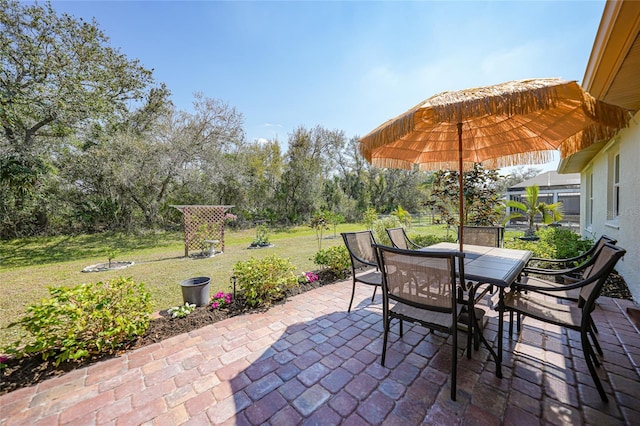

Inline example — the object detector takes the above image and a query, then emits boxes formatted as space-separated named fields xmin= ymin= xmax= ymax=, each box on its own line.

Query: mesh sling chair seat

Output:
xmin=375 ymin=245 xmax=480 ymax=401
xmin=341 ymin=231 xmax=382 ymax=312
xmin=386 ymin=227 xmax=423 ymax=250
xmin=500 ymin=242 xmax=626 ymax=402
xmin=460 ymin=226 xmax=505 ymax=248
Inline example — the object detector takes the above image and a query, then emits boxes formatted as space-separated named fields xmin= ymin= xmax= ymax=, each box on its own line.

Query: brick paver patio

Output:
xmin=2 ymin=278 xmax=640 ymax=425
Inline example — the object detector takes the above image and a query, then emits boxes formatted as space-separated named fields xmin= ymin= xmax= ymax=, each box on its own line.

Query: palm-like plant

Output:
xmin=504 ymin=185 xmax=564 ymax=237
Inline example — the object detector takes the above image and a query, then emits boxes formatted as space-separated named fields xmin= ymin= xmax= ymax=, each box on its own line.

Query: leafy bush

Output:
xmin=537 ymin=227 xmax=592 ymax=259
xmin=6 ymin=277 xmax=152 ymax=365
xmin=233 ymin=255 xmax=298 ymax=307
xmin=505 ymin=226 xmax=593 ymax=262
xmin=411 ymin=233 xmax=456 ymax=247
xmin=372 ymin=216 xmax=402 ymax=245
xmin=314 ymin=245 xmax=350 ymax=278
xmin=504 ymin=238 xmax=555 ymax=259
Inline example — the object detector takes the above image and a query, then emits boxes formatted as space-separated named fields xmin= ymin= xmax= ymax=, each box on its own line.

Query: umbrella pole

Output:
xmin=458 ymin=122 xmax=464 ymax=253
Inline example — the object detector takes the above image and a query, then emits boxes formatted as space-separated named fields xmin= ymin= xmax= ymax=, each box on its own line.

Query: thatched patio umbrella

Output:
xmin=359 ymin=78 xmax=628 ymax=251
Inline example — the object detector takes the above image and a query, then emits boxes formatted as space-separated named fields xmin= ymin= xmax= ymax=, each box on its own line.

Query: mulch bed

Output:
xmin=0 ymin=269 xmax=632 ymax=396
xmin=0 ymin=270 xmax=340 ymax=395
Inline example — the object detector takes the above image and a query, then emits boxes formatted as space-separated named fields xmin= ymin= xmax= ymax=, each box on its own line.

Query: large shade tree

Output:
xmin=0 ymin=0 xmax=156 ymax=236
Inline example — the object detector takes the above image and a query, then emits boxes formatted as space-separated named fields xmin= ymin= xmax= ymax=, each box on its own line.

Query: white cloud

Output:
xmin=480 ymin=41 xmax=549 ymax=81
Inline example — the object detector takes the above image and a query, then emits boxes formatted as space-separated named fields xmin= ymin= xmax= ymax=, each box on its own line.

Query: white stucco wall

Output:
xmin=581 ymin=110 xmax=640 ymax=303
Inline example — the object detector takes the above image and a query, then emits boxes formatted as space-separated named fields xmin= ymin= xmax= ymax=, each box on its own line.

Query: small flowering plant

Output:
xmin=298 ymin=271 xmax=319 ymax=284
xmin=168 ymin=302 xmax=196 ymax=318
xmin=211 ymin=292 xmax=233 ymax=309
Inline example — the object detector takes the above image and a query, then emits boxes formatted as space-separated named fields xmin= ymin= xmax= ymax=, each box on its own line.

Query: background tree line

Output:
xmin=0 ymin=1 xmax=539 ymax=239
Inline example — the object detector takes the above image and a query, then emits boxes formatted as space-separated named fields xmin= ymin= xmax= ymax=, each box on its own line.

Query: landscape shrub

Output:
xmin=233 ymin=255 xmax=298 ymax=307
xmin=537 ymin=227 xmax=592 ymax=259
xmin=314 ymin=245 xmax=350 ymax=278
xmin=6 ymin=277 xmax=152 ymax=365
xmin=371 ymin=216 xmax=402 ymax=245
xmin=504 ymin=226 xmax=593 ymax=263
xmin=411 ymin=233 xmax=456 ymax=247
xmin=504 ymin=237 xmax=555 ymax=259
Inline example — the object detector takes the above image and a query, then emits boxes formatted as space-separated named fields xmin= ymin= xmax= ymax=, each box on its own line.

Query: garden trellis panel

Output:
xmin=172 ymin=205 xmax=234 ymax=257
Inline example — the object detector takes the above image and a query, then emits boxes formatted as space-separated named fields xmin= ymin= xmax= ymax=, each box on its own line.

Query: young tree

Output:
xmin=504 ymin=184 xmax=564 ymax=237
xmin=430 ymin=164 xmax=503 ymax=227
xmin=277 ymin=126 xmax=342 ymax=223
xmin=240 ymin=140 xmax=283 ymax=220
xmin=391 ymin=205 xmax=412 ymax=228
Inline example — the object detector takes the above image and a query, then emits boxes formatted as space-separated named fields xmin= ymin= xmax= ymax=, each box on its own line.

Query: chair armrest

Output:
xmin=348 ymin=252 xmax=378 ymax=270
xmin=511 ymin=274 xmax=598 ymax=293
xmin=523 ymin=266 xmax=572 ymax=276
xmin=524 ymin=259 xmax=589 ymax=277
xmin=527 ymin=251 xmax=589 ymax=266
xmin=408 ymin=240 xmax=423 ymax=250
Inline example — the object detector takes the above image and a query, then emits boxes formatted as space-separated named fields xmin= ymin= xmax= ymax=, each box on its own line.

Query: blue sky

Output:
xmin=51 ymin=1 xmax=605 ymax=169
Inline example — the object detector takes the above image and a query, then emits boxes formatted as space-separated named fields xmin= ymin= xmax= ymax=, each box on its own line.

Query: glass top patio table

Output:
xmin=421 ymin=242 xmax=532 ymax=378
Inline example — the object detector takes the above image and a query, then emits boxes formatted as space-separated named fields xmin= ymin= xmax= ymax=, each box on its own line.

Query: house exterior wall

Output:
xmin=581 ymin=110 xmax=640 ymax=302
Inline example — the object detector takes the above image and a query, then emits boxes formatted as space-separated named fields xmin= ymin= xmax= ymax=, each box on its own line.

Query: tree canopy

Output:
xmin=0 ymin=1 xmax=532 ymax=238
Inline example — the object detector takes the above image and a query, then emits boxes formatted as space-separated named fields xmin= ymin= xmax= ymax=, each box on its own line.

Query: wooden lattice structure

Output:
xmin=172 ymin=205 xmax=234 ymax=257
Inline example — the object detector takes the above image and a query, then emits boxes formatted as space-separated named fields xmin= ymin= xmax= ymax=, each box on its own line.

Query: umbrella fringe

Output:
xmin=560 ymin=125 xmax=623 ymax=158
xmin=483 ymin=151 xmax=556 ymax=169
xmin=371 ymin=151 xmax=556 ymax=172
xmin=581 ymin=91 xmax=630 ymax=129
xmin=359 ymin=111 xmax=416 ymax=160
xmin=370 ymin=157 xmax=416 ymax=171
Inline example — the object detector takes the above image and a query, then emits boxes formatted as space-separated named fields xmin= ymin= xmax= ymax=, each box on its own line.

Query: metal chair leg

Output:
xmin=582 ymin=329 xmax=608 ymax=402
xmin=348 ymin=280 xmax=357 ymax=312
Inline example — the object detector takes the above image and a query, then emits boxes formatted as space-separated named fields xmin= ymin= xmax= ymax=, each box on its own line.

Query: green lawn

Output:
xmin=0 ymin=223 xmax=523 ymax=349
xmin=0 ymin=224 xmax=367 ymax=348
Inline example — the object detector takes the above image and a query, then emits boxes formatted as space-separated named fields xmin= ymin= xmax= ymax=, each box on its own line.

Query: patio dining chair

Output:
xmin=386 ymin=227 xmax=423 ymax=250
xmin=521 ymin=235 xmax=617 ymax=303
xmin=524 ymin=234 xmax=617 ymax=275
xmin=341 ymin=231 xmax=382 ymax=312
xmin=500 ymin=242 xmax=626 ymax=402
xmin=459 ymin=225 xmax=505 ymax=248
xmin=374 ymin=244 xmax=475 ymax=401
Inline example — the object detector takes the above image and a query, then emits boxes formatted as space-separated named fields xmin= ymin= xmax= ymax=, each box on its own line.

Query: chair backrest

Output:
xmin=386 ymin=227 xmax=410 ymax=250
xmin=341 ymin=231 xmax=378 ymax=270
xmin=576 ymin=235 xmax=618 ymax=278
xmin=578 ymin=243 xmax=626 ymax=308
xmin=460 ymin=226 xmax=504 ymax=248
xmin=590 ymin=235 xmax=617 ymax=257
xmin=375 ymin=245 xmax=462 ymax=312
